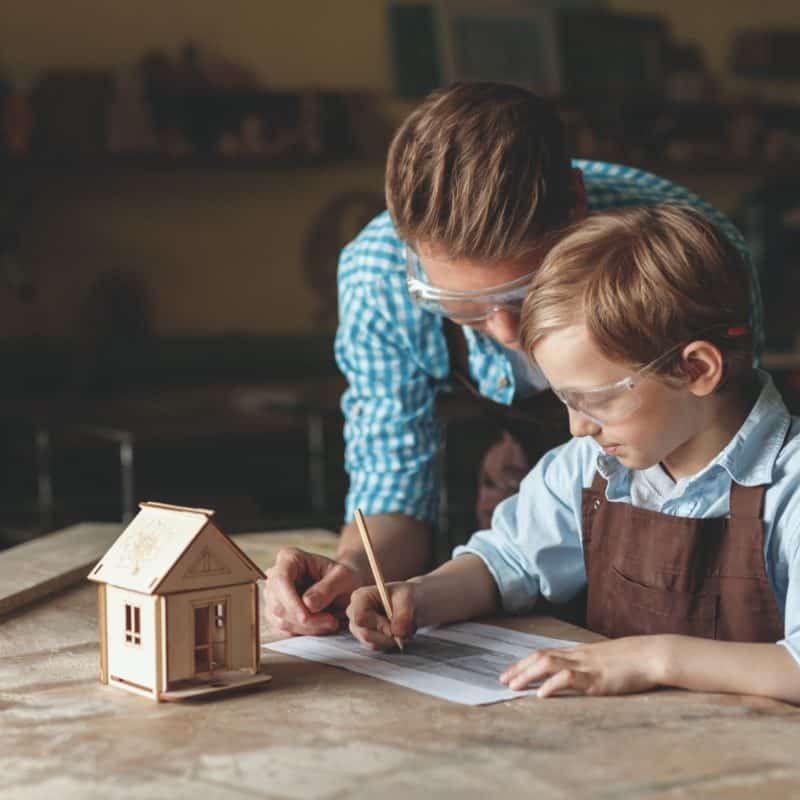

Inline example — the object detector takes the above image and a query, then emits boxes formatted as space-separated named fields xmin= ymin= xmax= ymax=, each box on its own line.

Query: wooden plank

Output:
xmin=0 ymin=522 xmax=123 ymax=617
xmin=230 ymin=528 xmax=339 ymax=572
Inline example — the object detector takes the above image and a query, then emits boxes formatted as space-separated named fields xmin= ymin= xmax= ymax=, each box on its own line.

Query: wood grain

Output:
xmin=2 ymin=525 xmax=799 ymax=798
xmin=0 ymin=522 xmax=123 ymax=617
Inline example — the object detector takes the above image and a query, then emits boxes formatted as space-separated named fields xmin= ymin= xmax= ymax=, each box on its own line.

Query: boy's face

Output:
xmin=532 ymin=324 xmax=704 ymax=472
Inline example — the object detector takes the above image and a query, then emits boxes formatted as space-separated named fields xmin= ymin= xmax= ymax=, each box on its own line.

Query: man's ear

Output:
xmin=682 ymin=341 xmax=724 ymax=396
xmin=571 ymin=167 xmax=588 ymax=220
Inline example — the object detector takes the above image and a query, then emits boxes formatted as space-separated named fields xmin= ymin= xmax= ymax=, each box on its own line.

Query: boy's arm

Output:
xmin=346 ymin=554 xmax=500 ymax=649
xmin=503 ymin=634 xmax=800 ymax=705
xmin=409 ymin=554 xmax=501 ymax=628
xmin=659 ymin=637 xmax=800 ymax=704
xmin=454 ymin=440 xmax=590 ymax=614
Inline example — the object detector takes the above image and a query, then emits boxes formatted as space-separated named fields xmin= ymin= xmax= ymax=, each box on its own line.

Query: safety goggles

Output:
xmin=552 ymin=325 xmax=749 ymax=426
xmin=404 ymin=245 xmax=535 ymax=323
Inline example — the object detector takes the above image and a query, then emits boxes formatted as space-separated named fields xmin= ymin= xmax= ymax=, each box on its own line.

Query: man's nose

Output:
xmin=484 ymin=309 xmax=521 ymax=347
xmin=568 ymin=408 xmax=601 ymax=438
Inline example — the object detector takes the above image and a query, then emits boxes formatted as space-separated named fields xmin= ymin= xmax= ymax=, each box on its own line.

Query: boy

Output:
xmin=265 ymin=82 xmax=763 ymax=640
xmin=346 ymin=206 xmax=800 ymax=704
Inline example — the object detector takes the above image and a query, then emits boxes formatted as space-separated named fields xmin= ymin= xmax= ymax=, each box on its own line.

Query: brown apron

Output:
xmin=580 ymin=470 xmax=785 ymax=641
xmin=442 ymin=320 xmax=570 ymax=530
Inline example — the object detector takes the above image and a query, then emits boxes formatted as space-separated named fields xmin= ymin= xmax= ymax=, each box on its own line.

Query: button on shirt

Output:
xmin=454 ymin=372 xmax=800 ymax=663
xmin=335 ymin=159 xmax=764 ymax=527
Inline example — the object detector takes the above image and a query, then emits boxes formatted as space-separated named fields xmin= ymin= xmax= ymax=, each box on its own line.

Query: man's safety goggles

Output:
xmin=553 ymin=326 xmax=749 ymax=426
xmin=404 ymin=246 xmax=535 ymax=323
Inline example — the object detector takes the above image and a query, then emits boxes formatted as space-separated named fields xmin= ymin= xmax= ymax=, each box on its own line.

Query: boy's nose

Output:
xmin=484 ymin=309 xmax=521 ymax=347
xmin=568 ymin=408 xmax=601 ymax=438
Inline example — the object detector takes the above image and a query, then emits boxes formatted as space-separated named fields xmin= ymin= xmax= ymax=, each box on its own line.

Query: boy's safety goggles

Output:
xmin=553 ymin=325 xmax=749 ymax=426
xmin=404 ymin=245 xmax=535 ymax=323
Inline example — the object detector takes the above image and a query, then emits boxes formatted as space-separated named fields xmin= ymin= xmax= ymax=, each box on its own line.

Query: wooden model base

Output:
xmin=159 ymin=670 xmax=273 ymax=702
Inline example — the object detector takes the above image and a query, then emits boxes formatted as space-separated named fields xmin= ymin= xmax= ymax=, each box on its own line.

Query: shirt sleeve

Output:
xmin=762 ymin=427 xmax=800 ymax=666
xmin=776 ymin=510 xmax=800 ymax=667
xmin=453 ymin=438 xmax=595 ymax=613
xmin=334 ymin=218 xmax=446 ymax=526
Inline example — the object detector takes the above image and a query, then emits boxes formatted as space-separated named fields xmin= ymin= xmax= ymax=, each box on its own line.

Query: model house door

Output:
xmin=193 ymin=601 xmax=228 ymax=675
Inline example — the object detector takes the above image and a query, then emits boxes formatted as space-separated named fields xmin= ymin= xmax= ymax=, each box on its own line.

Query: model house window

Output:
xmin=214 ymin=602 xmax=225 ymax=628
xmin=125 ymin=604 xmax=141 ymax=645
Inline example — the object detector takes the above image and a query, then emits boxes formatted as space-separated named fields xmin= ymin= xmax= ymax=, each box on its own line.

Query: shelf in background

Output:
xmin=2 ymin=154 xmax=796 ymax=182
xmin=1 ymin=154 xmax=386 ymax=173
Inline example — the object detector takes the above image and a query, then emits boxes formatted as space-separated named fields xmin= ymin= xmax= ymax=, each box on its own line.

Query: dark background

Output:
xmin=1 ymin=0 xmax=799 ymax=547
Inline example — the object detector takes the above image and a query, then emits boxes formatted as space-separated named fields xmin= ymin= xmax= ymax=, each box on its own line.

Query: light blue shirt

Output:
xmin=335 ymin=159 xmax=763 ymax=526
xmin=454 ymin=372 xmax=800 ymax=664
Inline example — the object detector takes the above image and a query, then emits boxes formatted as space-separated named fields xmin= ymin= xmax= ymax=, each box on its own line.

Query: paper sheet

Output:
xmin=265 ymin=622 xmax=578 ymax=705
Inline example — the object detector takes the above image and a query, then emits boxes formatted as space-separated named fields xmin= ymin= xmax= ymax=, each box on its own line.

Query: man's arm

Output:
xmin=335 ymin=512 xmax=433 ymax=587
xmin=264 ymin=512 xmax=433 ymax=637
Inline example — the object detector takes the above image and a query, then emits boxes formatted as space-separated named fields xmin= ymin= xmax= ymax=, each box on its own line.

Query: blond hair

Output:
xmin=385 ymin=82 xmax=574 ymax=261
xmin=519 ymin=206 xmax=753 ymax=388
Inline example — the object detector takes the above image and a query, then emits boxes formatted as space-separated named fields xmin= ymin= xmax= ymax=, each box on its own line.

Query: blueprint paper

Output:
xmin=265 ymin=621 xmax=578 ymax=705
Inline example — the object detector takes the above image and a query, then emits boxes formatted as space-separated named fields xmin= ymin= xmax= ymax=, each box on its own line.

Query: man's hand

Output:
xmin=264 ymin=548 xmax=361 ymax=636
xmin=500 ymin=636 xmax=667 ymax=697
xmin=347 ymin=581 xmax=421 ymax=650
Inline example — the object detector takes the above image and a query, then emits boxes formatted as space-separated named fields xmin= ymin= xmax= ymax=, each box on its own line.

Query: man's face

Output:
xmin=411 ymin=169 xmax=588 ymax=348
xmin=415 ymin=244 xmax=542 ymax=348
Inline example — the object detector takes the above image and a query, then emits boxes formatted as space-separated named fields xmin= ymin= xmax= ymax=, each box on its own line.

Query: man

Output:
xmin=264 ymin=82 xmax=762 ymax=637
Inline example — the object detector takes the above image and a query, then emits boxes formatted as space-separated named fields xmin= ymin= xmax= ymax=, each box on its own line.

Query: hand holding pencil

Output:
xmin=352 ymin=508 xmax=407 ymax=652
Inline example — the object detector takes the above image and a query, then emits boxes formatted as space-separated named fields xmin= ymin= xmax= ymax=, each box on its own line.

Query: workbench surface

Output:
xmin=2 ymin=527 xmax=799 ymax=799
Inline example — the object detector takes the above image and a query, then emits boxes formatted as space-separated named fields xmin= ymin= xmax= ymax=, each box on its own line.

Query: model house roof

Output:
xmin=88 ymin=502 xmax=264 ymax=594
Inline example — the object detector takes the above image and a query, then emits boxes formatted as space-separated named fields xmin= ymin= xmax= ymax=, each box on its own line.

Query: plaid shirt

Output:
xmin=335 ymin=159 xmax=763 ymax=526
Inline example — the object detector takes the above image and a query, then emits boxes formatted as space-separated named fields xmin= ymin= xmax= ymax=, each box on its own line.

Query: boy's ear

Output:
xmin=682 ymin=341 xmax=724 ymax=396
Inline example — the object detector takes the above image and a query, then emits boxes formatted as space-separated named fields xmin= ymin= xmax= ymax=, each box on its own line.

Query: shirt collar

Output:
xmin=714 ymin=369 xmax=791 ymax=486
xmin=595 ymin=370 xmax=790 ymax=492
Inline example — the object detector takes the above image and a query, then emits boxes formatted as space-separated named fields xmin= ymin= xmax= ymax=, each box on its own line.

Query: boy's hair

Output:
xmin=519 ymin=206 xmax=754 ymax=389
xmin=385 ymin=82 xmax=574 ymax=261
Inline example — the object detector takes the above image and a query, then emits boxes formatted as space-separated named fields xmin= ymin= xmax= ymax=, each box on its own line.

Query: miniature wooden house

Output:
xmin=89 ymin=502 xmax=271 ymax=701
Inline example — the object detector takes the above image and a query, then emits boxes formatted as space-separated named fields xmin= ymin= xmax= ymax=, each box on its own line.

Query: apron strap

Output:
xmin=728 ymin=482 xmax=767 ymax=519
xmin=590 ymin=470 xmax=607 ymax=493
xmin=728 ymin=417 xmax=793 ymax=519
xmin=442 ymin=318 xmax=481 ymax=397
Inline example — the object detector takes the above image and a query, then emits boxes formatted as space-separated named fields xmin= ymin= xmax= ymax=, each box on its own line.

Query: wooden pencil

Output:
xmin=354 ymin=508 xmax=405 ymax=652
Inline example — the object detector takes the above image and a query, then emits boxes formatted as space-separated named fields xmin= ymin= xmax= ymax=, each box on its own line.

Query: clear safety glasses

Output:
xmin=404 ymin=245 xmax=535 ymax=323
xmin=552 ymin=326 xmax=749 ymax=426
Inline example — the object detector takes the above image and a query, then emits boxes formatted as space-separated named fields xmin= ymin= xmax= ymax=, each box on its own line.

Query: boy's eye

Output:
xmin=584 ymin=391 xmax=627 ymax=414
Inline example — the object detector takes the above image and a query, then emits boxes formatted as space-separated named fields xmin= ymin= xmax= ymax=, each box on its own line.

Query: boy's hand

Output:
xmin=347 ymin=581 xmax=420 ymax=650
xmin=264 ymin=548 xmax=360 ymax=636
xmin=500 ymin=636 xmax=667 ymax=697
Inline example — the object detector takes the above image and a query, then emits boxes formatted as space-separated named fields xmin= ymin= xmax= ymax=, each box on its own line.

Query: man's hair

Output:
xmin=385 ymin=82 xmax=574 ymax=261
xmin=519 ymin=205 xmax=754 ymax=389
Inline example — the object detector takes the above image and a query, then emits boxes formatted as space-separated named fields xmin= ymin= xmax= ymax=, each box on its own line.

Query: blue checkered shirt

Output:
xmin=335 ymin=159 xmax=763 ymax=526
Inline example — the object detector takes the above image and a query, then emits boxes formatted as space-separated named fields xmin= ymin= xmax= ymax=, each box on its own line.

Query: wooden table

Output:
xmin=2 ymin=527 xmax=799 ymax=799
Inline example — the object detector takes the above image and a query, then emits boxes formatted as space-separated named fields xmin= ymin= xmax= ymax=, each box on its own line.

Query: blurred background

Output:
xmin=1 ymin=0 xmax=799 ymax=545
